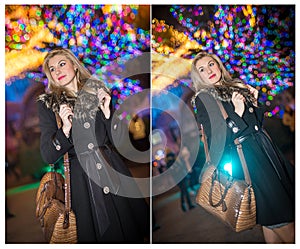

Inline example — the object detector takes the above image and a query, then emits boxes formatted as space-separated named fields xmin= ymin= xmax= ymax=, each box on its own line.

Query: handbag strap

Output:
xmin=215 ymin=101 xmax=252 ymax=186
xmin=54 ymin=113 xmax=72 ymax=212
xmin=200 ymin=124 xmax=211 ymax=163
xmin=63 ymin=153 xmax=71 ymax=212
xmin=234 ymin=140 xmax=252 ymax=185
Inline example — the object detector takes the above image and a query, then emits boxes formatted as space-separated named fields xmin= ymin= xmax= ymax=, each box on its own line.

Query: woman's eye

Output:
xmin=209 ymin=62 xmax=215 ymax=67
xmin=49 ymin=68 xmax=55 ymax=72
xmin=198 ymin=68 xmax=204 ymax=72
xmin=59 ymin=62 xmax=66 ymax=67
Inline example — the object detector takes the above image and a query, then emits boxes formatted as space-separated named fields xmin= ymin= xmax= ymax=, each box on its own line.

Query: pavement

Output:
xmin=5 ymin=182 xmax=46 ymax=244
xmin=5 ymin=182 xmax=265 ymax=244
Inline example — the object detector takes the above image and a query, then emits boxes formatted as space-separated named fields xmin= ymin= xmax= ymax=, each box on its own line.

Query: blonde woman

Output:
xmin=191 ymin=51 xmax=294 ymax=243
xmin=37 ymin=47 xmax=149 ymax=243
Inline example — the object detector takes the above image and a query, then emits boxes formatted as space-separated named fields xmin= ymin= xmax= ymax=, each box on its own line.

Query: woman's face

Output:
xmin=195 ymin=56 xmax=222 ymax=85
xmin=48 ymin=54 xmax=77 ymax=89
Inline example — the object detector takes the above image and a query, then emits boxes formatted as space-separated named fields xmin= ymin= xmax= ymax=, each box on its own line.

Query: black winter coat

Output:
xmin=37 ymin=93 xmax=149 ymax=243
xmin=192 ymin=88 xmax=294 ymax=226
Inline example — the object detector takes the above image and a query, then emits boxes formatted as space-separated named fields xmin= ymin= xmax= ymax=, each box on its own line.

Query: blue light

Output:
xmin=223 ymin=162 xmax=232 ymax=176
xmin=5 ymin=78 xmax=31 ymax=102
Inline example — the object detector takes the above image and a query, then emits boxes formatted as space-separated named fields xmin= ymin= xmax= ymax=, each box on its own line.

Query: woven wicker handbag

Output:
xmin=195 ymin=101 xmax=256 ymax=232
xmin=36 ymin=114 xmax=77 ymax=243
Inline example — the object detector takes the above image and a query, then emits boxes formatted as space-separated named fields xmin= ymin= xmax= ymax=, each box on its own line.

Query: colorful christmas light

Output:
xmin=5 ymin=5 xmax=150 ymax=107
xmin=152 ymin=5 xmax=295 ymax=118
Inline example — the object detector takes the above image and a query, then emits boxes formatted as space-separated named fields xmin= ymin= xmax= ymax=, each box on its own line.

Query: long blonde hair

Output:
xmin=191 ymin=51 xmax=247 ymax=92
xmin=43 ymin=47 xmax=108 ymax=96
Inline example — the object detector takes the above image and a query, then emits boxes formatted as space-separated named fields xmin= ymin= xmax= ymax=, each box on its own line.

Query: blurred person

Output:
xmin=165 ymin=148 xmax=195 ymax=212
xmin=191 ymin=51 xmax=294 ymax=243
xmin=282 ymin=87 xmax=295 ymax=133
xmin=5 ymin=120 xmax=22 ymax=181
xmin=37 ymin=47 xmax=149 ymax=243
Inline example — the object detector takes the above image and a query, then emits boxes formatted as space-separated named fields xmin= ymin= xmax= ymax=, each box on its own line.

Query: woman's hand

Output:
xmin=247 ymin=85 xmax=258 ymax=106
xmin=59 ymin=104 xmax=73 ymax=138
xmin=232 ymin=91 xmax=245 ymax=117
xmin=97 ymin=88 xmax=111 ymax=119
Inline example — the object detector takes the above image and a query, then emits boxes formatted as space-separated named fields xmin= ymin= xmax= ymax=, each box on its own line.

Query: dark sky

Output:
xmin=151 ymin=5 xmax=183 ymax=30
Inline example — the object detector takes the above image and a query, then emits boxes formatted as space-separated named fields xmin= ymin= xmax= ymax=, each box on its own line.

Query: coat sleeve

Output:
xmin=194 ymin=94 xmax=211 ymax=138
xmin=37 ymin=100 xmax=74 ymax=164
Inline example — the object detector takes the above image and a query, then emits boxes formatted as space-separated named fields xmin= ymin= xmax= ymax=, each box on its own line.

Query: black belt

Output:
xmin=235 ymin=130 xmax=262 ymax=144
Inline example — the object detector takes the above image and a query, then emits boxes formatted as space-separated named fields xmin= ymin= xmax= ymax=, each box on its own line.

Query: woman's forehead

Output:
xmin=48 ymin=54 xmax=69 ymax=66
xmin=196 ymin=56 xmax=214 ymax=67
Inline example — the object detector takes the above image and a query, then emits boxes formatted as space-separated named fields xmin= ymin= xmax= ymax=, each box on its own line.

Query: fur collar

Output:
xmin=37 ymin=79 xmax=103 ymax=120
xmin=192 ymin=85 xmax=255 ymax=105
xmin=37 ymin=91 xmax=76 ymax=114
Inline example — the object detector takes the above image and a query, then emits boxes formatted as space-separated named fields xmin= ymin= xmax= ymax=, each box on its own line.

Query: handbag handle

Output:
xmin=54 ymin=113 xmax=72 ymax=214
xmin=208 ymin=170 xmax=232 ymax=211
xmin=215 ymin=101 xmax=252 ymax=186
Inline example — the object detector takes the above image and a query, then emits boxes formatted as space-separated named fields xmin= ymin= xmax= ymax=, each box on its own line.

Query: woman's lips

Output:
xmin=209 ymin=74 xmax=216 ymax=79
xmin=58 ymin=75 xmax=66 ymax=80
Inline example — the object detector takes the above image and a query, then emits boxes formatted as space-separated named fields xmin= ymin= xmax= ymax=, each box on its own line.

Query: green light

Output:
xmin=6 ymin=182 xmax=40 ymax=196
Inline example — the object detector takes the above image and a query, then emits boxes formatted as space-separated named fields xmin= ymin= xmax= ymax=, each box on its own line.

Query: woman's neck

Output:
xmin=66 ymin=81 xmax=78 ymax=93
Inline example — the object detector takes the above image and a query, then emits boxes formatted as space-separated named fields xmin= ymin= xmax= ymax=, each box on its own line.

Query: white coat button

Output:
xmin=113 ymin=123 xmax=117 ymax=130
xmin=55 ymin=145 xmax=61 ymax=151
xmin=103 ymin=186 xmax=110 ymax=194
xmin=88 ymin=143 xmax=94 ymax=150
xmin=254 ymin=125 xmax=259 ymax=131
xmin=96 ymin=163 xmax=102 ymax=170
xmin=232 ymin=127 xmax=239 ymax=133
xmin=84 ymin=122 xmax=90 ymax=129
xmin=249 ymin=107 xmax=254 ymax=113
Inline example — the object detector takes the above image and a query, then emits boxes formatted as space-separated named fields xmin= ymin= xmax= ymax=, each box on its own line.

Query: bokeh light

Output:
xmin=152 ymin=5 xmax=295 ymax=118
xmin=6 ymin=5 xmax=150 ymax=108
